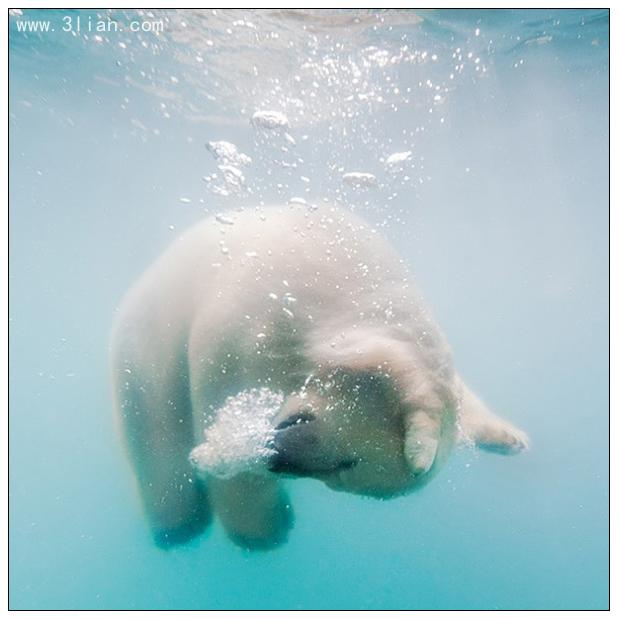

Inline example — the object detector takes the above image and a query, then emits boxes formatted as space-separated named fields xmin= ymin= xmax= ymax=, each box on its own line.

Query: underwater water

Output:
xmin=9 ymin=8 xmax=608 ymax=610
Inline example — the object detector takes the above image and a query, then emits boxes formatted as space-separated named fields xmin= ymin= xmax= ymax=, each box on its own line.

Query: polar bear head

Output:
xmin=191 ymin=324 xmax=526 ymax=501
xmin=267 ymin=327 xmax=458 ymax=498
xmin=267 ymin=324 xmax=456 ymax=497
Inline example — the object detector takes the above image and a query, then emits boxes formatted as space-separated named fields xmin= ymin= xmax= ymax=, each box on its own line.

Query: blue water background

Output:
xmin=9 ymin=9 xmax=608 ymax=610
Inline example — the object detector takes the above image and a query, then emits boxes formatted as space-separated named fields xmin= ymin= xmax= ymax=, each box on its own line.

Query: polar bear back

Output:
xmin=113 ymin=205 xmax=451 ymax=402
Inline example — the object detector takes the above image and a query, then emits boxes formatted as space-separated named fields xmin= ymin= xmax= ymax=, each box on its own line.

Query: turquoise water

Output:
xmin=9 ymin=9 xmax=608 ymax=610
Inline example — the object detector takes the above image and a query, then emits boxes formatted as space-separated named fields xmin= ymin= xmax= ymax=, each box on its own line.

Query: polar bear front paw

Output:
xmin=227 ymin=500 xmax=294 ymax=551
xmin=403 ymin=410 xmax=440 ymax=477
xmin=210 ymin=474 xmax=295 ymax=552
xmin=405 ymin=436 xmax=439 ymax=477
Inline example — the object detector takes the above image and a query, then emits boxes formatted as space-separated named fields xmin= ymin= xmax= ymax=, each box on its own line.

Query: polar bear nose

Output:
xmin=268 ymin=416 xmax=321 ymax=475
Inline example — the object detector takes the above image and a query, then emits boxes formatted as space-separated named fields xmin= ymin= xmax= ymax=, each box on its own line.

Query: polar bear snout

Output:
xmin=268 ymin=414 xmax=344 ymax=476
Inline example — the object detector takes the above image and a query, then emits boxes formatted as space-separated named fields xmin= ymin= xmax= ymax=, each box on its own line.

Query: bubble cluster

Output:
xmin=95 ymin=9 xmax=505 ymax=224
xmin=189 ymin=387 xmax=284 ymax=479
xmin=56 ymin=9 xmax=605 ymax=231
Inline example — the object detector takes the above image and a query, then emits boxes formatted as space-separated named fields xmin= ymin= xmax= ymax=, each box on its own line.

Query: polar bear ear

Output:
xmin=456 ymin=375 xmax=530 ymax=454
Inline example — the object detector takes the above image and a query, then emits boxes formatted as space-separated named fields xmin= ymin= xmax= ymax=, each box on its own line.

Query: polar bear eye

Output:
xmin=275 ymin=410 xmax=316 ymax=431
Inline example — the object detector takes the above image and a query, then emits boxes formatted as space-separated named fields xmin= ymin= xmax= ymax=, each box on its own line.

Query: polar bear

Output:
xmin=111 ymin=204 xmax=528 ymax=550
